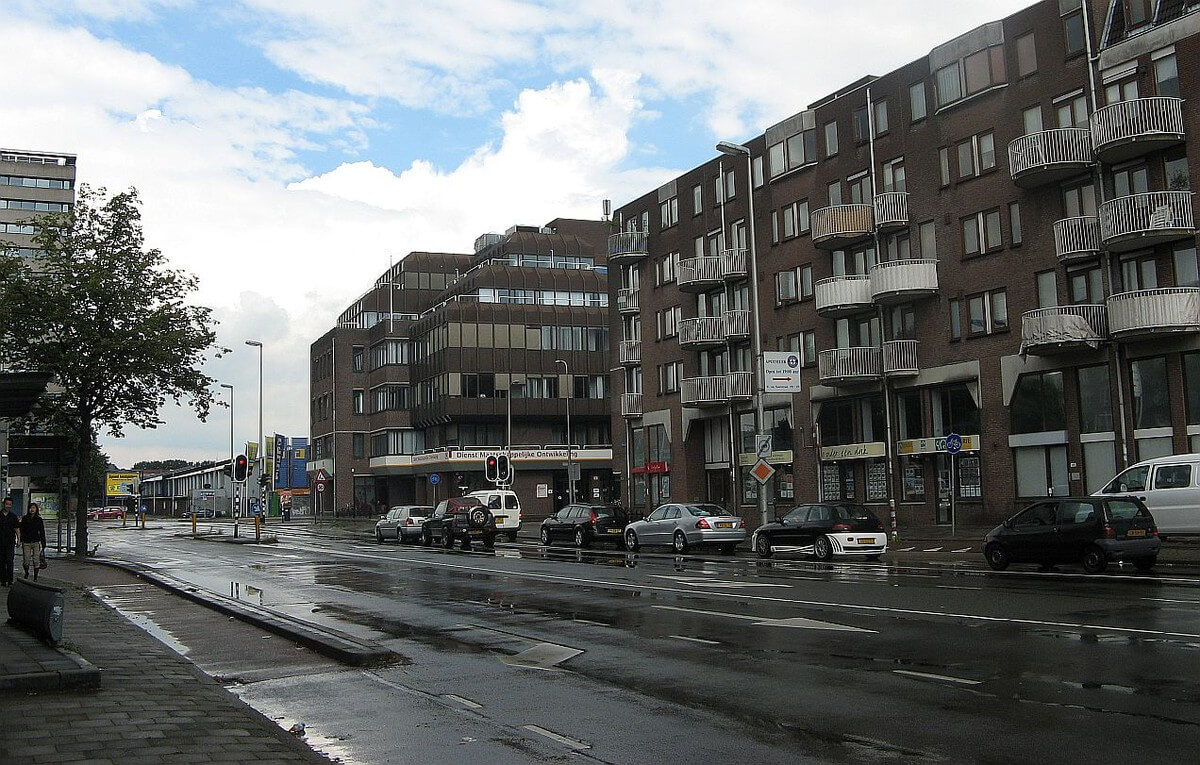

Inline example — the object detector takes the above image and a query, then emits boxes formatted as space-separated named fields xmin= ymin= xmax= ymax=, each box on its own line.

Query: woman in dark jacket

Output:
xmin=19 ymin=503 xmax=46 ymax=581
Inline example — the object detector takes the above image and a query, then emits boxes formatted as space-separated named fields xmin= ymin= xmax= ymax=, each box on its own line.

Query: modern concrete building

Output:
xmin=0 ymin=148 xmax=76 ymax=260
xmin=611 ymin=0 xmax=1200 ymax=533
xmin=309 ymin=219 xmax=616 ymax=519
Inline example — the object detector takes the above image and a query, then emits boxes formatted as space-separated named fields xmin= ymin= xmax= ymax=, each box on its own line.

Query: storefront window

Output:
xmin=632 ymin=427 xmax=647 ymax=466
xmin=775 ymin=464 xmax=794 ymax=501
xmin=901 ymin=456 xmax=925 ymax=501
xmin=821 ymin=463 xmax=842 ymax=501
xmin=866 ymin=459 xmax=889 ymax=501
xmin=897 ymin=390 xmax=923 ymax=440
xmin=818 ymin=401 xmax=856 ymax=445
xmin=742 ymin=467 xmax=759 ymax=505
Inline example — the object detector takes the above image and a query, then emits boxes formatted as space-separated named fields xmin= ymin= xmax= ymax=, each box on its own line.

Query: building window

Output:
xmin=939 ymin=147 xmax=951 ymax=186
xmin=824 ymin=120 xmax=839 ymax=157
xmin=918 ymin=221 xmax=937 ymax=260
xmin=352 ymin=390 xmax=365 ymax=414
xmin=1069 ymin=265 xmax=1105 ymax=304
xmin=967 ymin=289 xmax=1008 ymax=335
xmin=351 ymin=345 xmax=364 ymax=372
xmin=935 ymin=44 xmax=1006 ymax=109
xmin=1036 ymin=270 xmax=1058 ymax=308
xmin=769 ymin=127 xmax=817 ymax=177
xmin=1120 ymin=254 xmax=1157 ymax=292
xmin=656 ymin=306 xmax=681 ymax=339
xmin=873 ymin=100 xmax=889 ymax=136
xmin=801 ymin=330 xmax=816 ymax=367
xmin=956 ymin=131 xmax=996 ymax=179
xmin=853 ymin=106 xmax=869 ymax=141
xmin=776 ymin=270 xmax=798 ymax=303
xmin=799 ymin=264 xmax=813 ymax=299
xmin=1174 ymin=244 xmax=1199 ymax=287
xmin=782 ymin=203 xmax=797 ymax=239
xmin=1011 ymin=371 xmax=1065 ymax=433
xmin=352 ymin=434 xmax=365 ymax=458
xmin=827 ymin=181 xmax=842 ymax=206
xmin=881 ymin=157 xmax=906 ymax=193
xmin=692 ymin=185 xmax=702 ymax=216
xmin=1055 ymin=91 xmax=1088 ymax=127
xmin=1078 ymin=365 xmax=1113 ymax=433
xmin=962 ymin=209 xmax=1002 ymax=256
xmin=660 ymin=196 xmax=678 ymax=229
xmin=1155 ymin=51 xmax=1180 ymax=98
xmin=1064 ymin=10 xmax=1085 ymax=55
xmin=949 ymin=298 xmax=962 ymax=340
xmin=1185 ymin=354 xmax=1200 ymax=426
xmin=909 ymin=81 xmax=927 ymax=122
xmin=1131 ymin=357 xmax=1170 ymax=428
xmin=1016 ymin=32 xmax=1037 ymax=78
xmin=771 ymin=210 xmax=779 ymax=244
xmin=752 ymin=155 xmax=764 ymax=188
xmin=1009 ymin=202 xmax=1022 ymax=246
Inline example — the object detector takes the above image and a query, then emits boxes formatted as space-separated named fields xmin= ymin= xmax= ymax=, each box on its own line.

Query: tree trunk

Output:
xmin=74 ymin=422 xmax=92 ymax=558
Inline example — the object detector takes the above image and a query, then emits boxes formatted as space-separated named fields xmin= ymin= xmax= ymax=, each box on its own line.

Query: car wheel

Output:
xmin=624 ymin=530 xmax=639 ymax=552
xmin=574 ymin=527 xmax=589 ymax=549
xmin=814 ymin=535 xmax=833 ymax=561
xmin=984 ymin=544 xmax=1010 ymax=571
xmin=1133 ymin=556 xmax=1157 ymax=572
xmin=375 ymin=529 xmax=384 ymax=544
xmin=540 ymin=527 xmax=551 ymax=546
xmin=1081 ymin=546 xmax=1108 ymax=574
xmin=443 ymin=529 xmax=456 ymax=549
xmin=421 ymin=528 xmax=432 ymax=546
xmin=672 ymin=530 xmax=689 ymax=554
xmin=755 ymin=534 xmax=773 ymax=559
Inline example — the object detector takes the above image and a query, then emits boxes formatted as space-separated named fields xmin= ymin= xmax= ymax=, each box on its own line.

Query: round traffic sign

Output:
xmin=429 ymin=473 xmax=441 ymax=485
xmin=945 ymin=433 xmax=963 ymax=454
xmin=316 ymin=482 xmax=326 ymax=493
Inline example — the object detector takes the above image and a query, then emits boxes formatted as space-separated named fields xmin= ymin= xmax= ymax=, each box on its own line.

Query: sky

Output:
xmin=0 ymin=0 xmax=1035 ymax=469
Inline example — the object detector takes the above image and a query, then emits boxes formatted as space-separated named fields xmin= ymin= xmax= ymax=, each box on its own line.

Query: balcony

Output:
xmin=1020 ymin=305 xmax=1108 ymax=354
xmin=620 ymin=392 xmax=642 ymax=418
xmin=726 ymin=371 xmax=752 ymax=399
xmin=1098 ymin=191 xmax=1195 ymax=252
xmin=618 ymin=339 xmax=641 ymax=366
xmin=1007 ymin=128 xmax=1094 ymax=188
xmin=679 ymin=316 xmax=726 ymax=349
xmin=678 ymin=256 xmax=723 ymax=293
xmin=811 ymin=203 xmax=873 ymax=249
xmin=815 ymin=275 xmax=873 ymax=317
xmin=869 ymin=259 xmax=939 ymax=303
xmin=882 ymin=340 xmax=919 ymax=376
xmin=873 ymin=192 xmax=909 ymax=231
xmin=616 ymin=287 xmax=639 ymax=315
xmin=721 ymin=247 xmax=748 ymax=281
xmin=681 ymin=375 xmax=728 ymax=407
xmin=608 ymin=231 xmax=648 ymax=264
xmin=724 ymin=309 xmax=750 ymax=340
xmin=1106 ymin=288 xmax=1200 ymax=340
xmin=818 ymin=347 xmax=881 ymax=385
xmin=1053 ymin=217 xmax=1101 ymax=263
xmin=1091 ymin=97 xmax=1185 ymax=164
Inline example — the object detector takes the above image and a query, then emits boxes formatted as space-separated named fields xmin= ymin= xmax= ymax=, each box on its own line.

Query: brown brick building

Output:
xmin=610 ymin=0 xmax=1200 ymax=534
xmin=310 ymin=220 xmax=616 ymax=518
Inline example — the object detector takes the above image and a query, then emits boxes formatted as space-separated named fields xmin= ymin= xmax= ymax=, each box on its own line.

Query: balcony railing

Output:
xmin=1098 ymin=191 xmax=1195 ymax=252
xmin=726 ymin=371 xmax=753 ymax=399
xmin=1107 ymin=288 xmax=1200 ymax=339
xmin=608 ymin=231 xmax=649 ymax=263
xmin=620 ymin=392 xmax=643 ymax=418
xmin=616 ymin=287 xmax=639 ymax=314
xmin=1007 ymin=128 xmax=1094 ymax=188
xmin=1020 ymin=305 xmax=1108 ymax=354
xmin=811 ymin=203 xmax=873 ymax=249
xmin=678 ymin=256 xmax=724 ymax=292
xmin=679 ymin=316 xmax=726 ymax=349
xmin=1091 ymin=97 xmax=1185 ymax=163
xmin=815 ymin=275 xmax=873 ymax=317
xmin=818 ymin=347 xmax=881 ymax=385
xmin=869 ymin=259 xmax=939 ymax=303
xmin=681 ymin=375 xmax=728 ymax=407
xmin=721 ymin=247 xmax=748 ymax=280
xmin=619 ymin=339 xmax=641 ymax=366
xmin=873 ymin=192 xmax=909 ymax=230
xmin=882 ymin=340 xmax=919 ymax=376
xmin=1053 ymin=216 xmax=1101 ymax=263
xmin=724 ymin=309 xmax=750 ymax=339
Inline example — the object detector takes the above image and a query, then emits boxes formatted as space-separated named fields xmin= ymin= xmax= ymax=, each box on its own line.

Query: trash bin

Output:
xmin=8 ymin=578 xmax=65 ymax=644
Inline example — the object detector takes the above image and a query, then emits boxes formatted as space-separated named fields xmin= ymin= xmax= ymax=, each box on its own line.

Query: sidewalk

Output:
xmin=0 ymin=557 xmax=330 ymax=765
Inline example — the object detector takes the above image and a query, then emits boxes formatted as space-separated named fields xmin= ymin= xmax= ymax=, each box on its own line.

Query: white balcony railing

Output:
xmin=818 ymin=347 xmax=881 ymax=383
xmin=1020 ymin=305 xmax=1108 ymax=352
xmin=620 ymin=392 xmax=643 ymax=417
xmin=1007 ymin=128 xmax=1093 ymax=185
xmin=726 ymin=371 xmax=753 ymax=398
xmin=608 ymin=231 xmax=649 ymax=260
xmin=678 ymin=256 xmax=724 ymax=290
xmin=815 ymin=275 xmax=873 ymax=315
xmin=1099 ymin=191 xmax=1195 ymax=250
xmin=616 ymin=287 xmax=639 ymax=313
xmin=679 ymin=316 xmax=725 ymax=347
xmin=869 ymin=259 xmax=939 ymax=302
xmin=723 ymin=309 xmax=750 ymax=337
xmin=619 ymin=339 xmax=641 ymax=365
xmin=882 ymin=339 xmax=919 ymax=375
xmin=873 ymin=192 xmax=909 ymax=229
xmin=1091 ymin=97 xmax=1185 ymax=159
xmin=1053 ymin=216 xmax=1101 ymax=262
xmin=681 ymin=375 xmax=728 ymax=406
xmin=1107 ymin=288 xmax=1200 ymax=338
xmin=721 ymin=247 xmax=748 ymax=280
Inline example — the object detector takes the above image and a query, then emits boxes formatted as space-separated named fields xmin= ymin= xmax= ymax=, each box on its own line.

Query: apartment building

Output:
xmin=0 ymin=148 xmax=76 ymax=259
xmin=611 ymin=0 xmax=1200 ymax=532
xmin=310 ymin=219 xmax=616 ymax=518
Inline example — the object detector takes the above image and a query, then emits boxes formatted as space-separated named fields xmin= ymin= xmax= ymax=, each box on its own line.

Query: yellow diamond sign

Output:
xmin=750 ymin=459 xmax=776 ymax=484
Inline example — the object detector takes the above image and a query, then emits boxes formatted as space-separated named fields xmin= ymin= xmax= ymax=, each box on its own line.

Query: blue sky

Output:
xmin=0 ymin=0 xmax=1033 ymax=466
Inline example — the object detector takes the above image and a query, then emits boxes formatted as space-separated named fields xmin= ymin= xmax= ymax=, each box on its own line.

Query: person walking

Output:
xmin=20 ymin=502 xmax=47 ymax=581
xmin=0 ymin=498 xmax=18 ymax=586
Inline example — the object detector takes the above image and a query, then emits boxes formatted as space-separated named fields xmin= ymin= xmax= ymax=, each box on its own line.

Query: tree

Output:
xmin=0 ymin=185 xmax=227 ymax=556
xmin=132 ymin=459 xmax=194 ymax=472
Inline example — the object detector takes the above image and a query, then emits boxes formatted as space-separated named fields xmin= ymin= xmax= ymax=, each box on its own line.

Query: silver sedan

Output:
xmin=375 ymin=505 xmax=431 ymax=543
xmin=624 ymin=503 xmax=746 ymax=554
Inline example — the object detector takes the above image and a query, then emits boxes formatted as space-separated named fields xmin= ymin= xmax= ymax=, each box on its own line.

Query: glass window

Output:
xmin=1023 ymin=106 xmax=1043 ymax=134
xmin=1154 ymin=464 xmax=1192 ymax=490
xmin=769 ymin=142 xmax=786 ymax=178
xmin=1186 ymin=353 xmax=1200 ymax=425
xmin=1078 ymin=365 xmax=1113 ymax=434
xmin=919 ymin=221 xmax=937 ymax=259
xmin=825 ymin=121 xmax=839 ymax=157
xmin=1009 ymin=202 xmax=1022 ymax=245
xmin=874 ymin=100 xmax=888 ymax=135
xmin=1016 ymin=32 xmax=1037 ymax=77
xmin=1131 ymin=357 xmax=1170 ymax=428
xmin=853 ymin=107 xmax=869 ymax=141
xmin=949 ymin=298 xmax=961 ymax=340
xmin=1036 ymin=270 xmax=1057 ymax=308
xmin=1011 ymin=371 xmax=1065 ymax=433
xmin=1155 ymin=53 xmax=1180 ymax=98
xmin=752 ymin=155 xmax=764 ymax=188
xmin=692 ymin=185 xmax=702 ymax=214
xmin=939 ymin=147 xmax=950 ymax=186
xmin=936 ymin=63 xmax=962 ymax=107
xmin=1064 ymin=11 xmax=1085 ymax=56
xmin=1174 ymin=244 xmax=1199 ymax=287
xmin=909 ymin=82 xmax=927 ymax=122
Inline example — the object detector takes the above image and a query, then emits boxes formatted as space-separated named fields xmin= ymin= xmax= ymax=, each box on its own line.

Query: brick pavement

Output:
xmin=0 ymin=558 xmax=330 ymax=765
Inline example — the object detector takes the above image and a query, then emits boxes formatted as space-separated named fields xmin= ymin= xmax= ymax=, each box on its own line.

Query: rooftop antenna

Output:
xmin=602 ymin=199 xmax=611 ymax=221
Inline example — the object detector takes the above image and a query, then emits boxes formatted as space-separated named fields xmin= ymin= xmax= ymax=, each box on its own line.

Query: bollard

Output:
xmin=122 ymin=511 xmax=127 ymax=527
xmin=255 ymin=516 xmax=261 ymax=542
xmin=192 ymin=512 xmax=197 ymax=537
xmin=8 ymin=578 xmax=65 ymax=644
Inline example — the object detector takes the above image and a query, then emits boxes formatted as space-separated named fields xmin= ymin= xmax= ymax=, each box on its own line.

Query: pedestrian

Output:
xmin=0 ymin=498 xmax=18 ymax=586
xmin=20 ymin=502 xmax=47 ymax=581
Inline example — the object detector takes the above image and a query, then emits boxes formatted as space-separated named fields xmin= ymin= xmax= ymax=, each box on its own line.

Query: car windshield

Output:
xmin=833 ymin=505 xmax=876 ymax=521
xmin=686 ymin=504 xmax=728 ymax=517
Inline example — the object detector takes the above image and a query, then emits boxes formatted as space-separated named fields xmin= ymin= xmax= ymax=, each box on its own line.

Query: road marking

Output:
xmin=936 ymin=585 xmax=983 ymax=591
xmin=654 ymin=604 xmax=875 ymax=634
xmin=893 ymin=669 xmax=980 ymax=685
xmin=896 ymin=547 xmax=916 ymax=552
xmin=522 ymin=725 xmax=590 ymax=750
xmin=669 ymin=635 xmax=720 ymax=645
xmin=501 ymin=643 xmax=583 ymax=670
xmin=443 ymin=694 xmax=482 ymax=709
xmin=651 ymin=575 xmax=790 ymax=589
xmin=1142 ymin=597 xmax=1200 ymax=604
xmin=572 ymin=618 xmax=609 ymax=627
xmin=952 ymin=547 xmax=972 ymax=553
xmin=922 ymin=547 xmax=943 ymax=552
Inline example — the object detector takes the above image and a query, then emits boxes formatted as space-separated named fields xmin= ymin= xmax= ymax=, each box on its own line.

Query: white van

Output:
xmin=1095 ymin=454 xmax=1200 ymax=535
xmin=467 ymin=489 xmax=522 ymax=541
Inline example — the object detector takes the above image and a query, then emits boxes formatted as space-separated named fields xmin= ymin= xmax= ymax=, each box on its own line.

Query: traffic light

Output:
xmin=258 ymin=473 xmax=270 ymax=489
xmin=485 ymin=454 xmax=499 ymax=482
xmin=496 ymin=455 xmax=510 ymax=483
xmin=233 ymin=454 xmax=249 ymax=482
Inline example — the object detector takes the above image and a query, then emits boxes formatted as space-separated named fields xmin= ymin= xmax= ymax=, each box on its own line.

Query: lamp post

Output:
xmin=716 ymin=140 xmax=768 ymax=527
xmin=220 ymin=383 xmax=234 ymax=518
xmin=506 ymin=378 xmax=525 ymax=488
xmin=556 ymin=359 xmax=575 ymax=503
xmin=245 ymin=340 xmax=264 ymax=512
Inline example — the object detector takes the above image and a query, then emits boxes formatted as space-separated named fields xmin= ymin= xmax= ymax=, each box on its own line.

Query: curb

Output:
xmin=0 ymin=626 xmax=102 ymax=691
xmin=87 ymin=558 xmax=397 ymax=667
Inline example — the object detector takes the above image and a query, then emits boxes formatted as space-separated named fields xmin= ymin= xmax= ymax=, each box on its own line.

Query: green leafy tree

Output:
xmin=0 ymin=185 xmax=227 ymax=556
xmin=132 ymin=459 xmax=194 ymax=472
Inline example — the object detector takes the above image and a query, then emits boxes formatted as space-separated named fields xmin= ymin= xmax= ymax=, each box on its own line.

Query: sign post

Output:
xmin=945 ymin=433 xmax=962 ymax=538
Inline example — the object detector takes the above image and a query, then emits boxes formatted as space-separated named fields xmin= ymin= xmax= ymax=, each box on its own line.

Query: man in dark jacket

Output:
xmin=0 ymin=498 xmax=18 ymax=586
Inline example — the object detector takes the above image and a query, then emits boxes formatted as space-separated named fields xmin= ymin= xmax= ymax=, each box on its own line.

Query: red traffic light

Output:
xmin=485 ymin=455 xmax=499 ymax=482
xmin=233 ymin=454 xmax=249 ymax=482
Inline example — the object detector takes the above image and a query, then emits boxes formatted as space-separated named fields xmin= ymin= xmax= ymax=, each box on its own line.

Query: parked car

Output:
xmin=983 ymin=496 xmax=1160 ymax=574
xmin=421 ymin=497 xmax=495 ymax=550
xmin=753 ymin=503 xmax=886 ymax=560
xmin=375 ymin=505 xmax=432 ymax=543
xmin=87 ymin=506 xmax=126 ymax=520
xmin=540 ymin=503 xmax=628 ymax=548
xmin=466 ymin=489 xmax=521 ymax=542
xmin=624 ymin=503 xmax=745 ymax=554
xmin=1095 ymin=454 xmax=1200 ymax=536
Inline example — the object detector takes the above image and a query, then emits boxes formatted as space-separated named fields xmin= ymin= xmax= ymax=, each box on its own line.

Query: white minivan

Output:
xmin=467 ymin=489 xmax=522 ymax=542
xmin=1095 ymin=454 xmax=1200 ymax=535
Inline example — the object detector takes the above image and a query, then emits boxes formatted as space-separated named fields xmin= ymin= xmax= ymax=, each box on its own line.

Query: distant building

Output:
xmin=1 ymin=148 xmax=76 ymax=260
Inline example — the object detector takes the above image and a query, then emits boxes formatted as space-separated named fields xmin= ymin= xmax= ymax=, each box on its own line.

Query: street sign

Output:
xmin=315 ymin=482 xmax=326 ymax=493
xmin=314 ymin=468 xmax=329 ymax=482
xmin=763 ymin=352 xmax=803 ymax=393
xmin=429 ymin=473 xmax=441 ymax=485
xmin=750 ymin=459 xmax=776 ymax=485
xmin=945 ymin=433 xmax=963 ymax=454
xmin=756 ymin=435 xmax=773 ymax=459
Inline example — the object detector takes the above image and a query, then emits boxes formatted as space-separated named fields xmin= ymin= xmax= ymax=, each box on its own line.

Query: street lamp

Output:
xmin=556 ymin=359 xmax=574 ymax=503
xmin=245 ymin=340 xmax=264 ymax=511
xmin=220 ymin=383 xmax=234 ymax=518
xmin=506 ymin=377 xmax=525 ymax=488
xmin=716 ymin=140 xmax=768 ymax=527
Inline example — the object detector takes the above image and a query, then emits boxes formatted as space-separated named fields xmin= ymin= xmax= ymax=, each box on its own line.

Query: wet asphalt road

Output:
xmin=85 ymin=520 xmax=1200 ymax=764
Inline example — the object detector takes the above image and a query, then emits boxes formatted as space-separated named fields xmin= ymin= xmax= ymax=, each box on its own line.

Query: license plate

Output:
xmin=1127 ymin=529 xmax=1146 ymax=537
xmin=494 ymin=516 xmax=506 ymax=523
xmin=468 ymin=529 xmax=483 ymax=536
xmin=858 ymin=537 xmax=876 ymax=544
xmin=606 ymin=528 xmax=622 ymax=534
